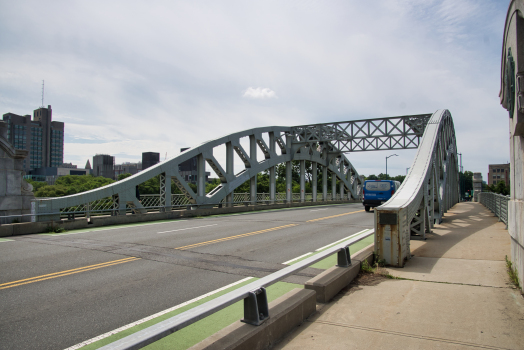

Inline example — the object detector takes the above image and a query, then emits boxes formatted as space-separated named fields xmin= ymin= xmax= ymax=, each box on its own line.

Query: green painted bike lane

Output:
xmin=78 ymin=233 xmax=374 ymax=350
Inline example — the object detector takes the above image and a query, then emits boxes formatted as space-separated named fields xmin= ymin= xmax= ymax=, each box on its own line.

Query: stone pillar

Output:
xmin=473 ymin=172 xmax=482 ymax=202
xmin=0 ymin=122 xmax=35 ymax=224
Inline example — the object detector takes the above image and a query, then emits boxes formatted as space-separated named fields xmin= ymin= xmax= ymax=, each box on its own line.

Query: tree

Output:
xmin=485 ymin=181 xmax=510 ymax=196
xmin=29 ymin=175 xmax=115 ymax=197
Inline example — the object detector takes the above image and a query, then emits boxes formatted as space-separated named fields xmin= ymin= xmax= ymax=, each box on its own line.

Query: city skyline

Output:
xmin=0 ymin=1 xmax=510 ymax=180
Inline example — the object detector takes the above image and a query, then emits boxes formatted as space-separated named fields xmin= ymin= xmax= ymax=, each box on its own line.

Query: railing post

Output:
xmin=241 ymin=288 xmax=269 ymax=326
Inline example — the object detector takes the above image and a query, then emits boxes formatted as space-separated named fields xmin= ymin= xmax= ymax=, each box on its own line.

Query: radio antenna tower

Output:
xmin=41 ymin=80 xmax=45 ymax=107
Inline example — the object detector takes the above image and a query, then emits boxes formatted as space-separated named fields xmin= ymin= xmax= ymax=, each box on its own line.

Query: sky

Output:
xmin=0 ymin=0 xmax=511 ymax=180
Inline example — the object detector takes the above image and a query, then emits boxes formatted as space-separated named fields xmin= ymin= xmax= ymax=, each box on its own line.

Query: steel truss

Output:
xmin=31 ymin=113 xmax=445 ymax=223
xmin=374 ymin=110 xmax=459 ymax=267
xmin=32 ymin=126 xmax=365 ymax=221
xmin=291 ymin=114 xmax=431 ymax=152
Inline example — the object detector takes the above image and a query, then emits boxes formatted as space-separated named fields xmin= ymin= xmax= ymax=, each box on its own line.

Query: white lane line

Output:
xmin=63 ymin=276 xmax=254 ymax=350
xmin=157 ymin=224 xmax=218 ymax=234
xmin=42 ymin=220 xmax=188 ymax=236
xmin=282 ymin=252 xmax=313 ymax=265
xmin=314 ymin=229 xmax=371 ymax=252
xmin=309 ymin=209 xmax=328 ymax=212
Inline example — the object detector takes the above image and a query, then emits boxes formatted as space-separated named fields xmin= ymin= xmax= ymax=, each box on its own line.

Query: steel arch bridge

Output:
xmin=33 ymin=110 xmax=459 ymax=265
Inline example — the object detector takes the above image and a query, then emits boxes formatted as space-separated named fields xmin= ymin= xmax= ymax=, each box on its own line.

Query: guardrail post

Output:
xmin=241 ymin=288 xmax=269 ymax=326
xmin=337 ymin=247 xmax=351 ymax=267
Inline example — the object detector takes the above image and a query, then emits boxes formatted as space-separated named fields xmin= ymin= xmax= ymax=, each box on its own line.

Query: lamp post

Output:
xmin=386 ymin=154 xmax=398 ymax=179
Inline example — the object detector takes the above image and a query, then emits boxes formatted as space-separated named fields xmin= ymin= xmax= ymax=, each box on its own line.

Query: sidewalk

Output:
xmin=275 ymin=202 xmax=524 ymax=350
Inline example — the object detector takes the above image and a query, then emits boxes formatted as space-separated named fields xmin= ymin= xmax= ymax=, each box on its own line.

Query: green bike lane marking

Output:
xmin=76 ymin=279 xmax=301 ymax=350
xmin=73 ymin=235 xmax=373 ymax=349
xmin=0 ymin=238 xmax=14 ymax=243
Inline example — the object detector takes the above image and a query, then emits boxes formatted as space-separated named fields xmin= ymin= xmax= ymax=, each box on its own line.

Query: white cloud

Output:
xmin=243 ymin=87 xmax=277 ymax=99
xmin=0 ymin=0 xmax=511 ymax=179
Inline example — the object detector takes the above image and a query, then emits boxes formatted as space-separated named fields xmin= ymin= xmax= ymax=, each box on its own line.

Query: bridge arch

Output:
xmin=34 ymin=126 xmax=362 ymax=221
xmin=375 ymin=109 xmax=459 ymax=267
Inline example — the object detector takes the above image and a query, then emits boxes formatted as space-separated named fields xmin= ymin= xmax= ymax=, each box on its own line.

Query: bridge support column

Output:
xmin=286 ymin=135 xmax=292 ymax=203
xmin=300 ymin=159 xmax=305 ymax=203
xmin=159 ymin=172 xmax=172 ymax=212
xmin=250 ymin=135 xmax=257 ymax=205
xmin=332 ymin=172 xmax=337 ymax=201
xmin=322 ymin=165 xmax=328 ymax=201
xmin=312 ymin=162 xmax=317 ymax=202
xmin=269 ymin=132 xmax=276 ymax=204
xmin=339 ymin=160 xmax=344 ymax=200
xmin=226 ymin=142 xmax=234 ymax=207
xmin=197 ymin=154 xmax=205 ymax=199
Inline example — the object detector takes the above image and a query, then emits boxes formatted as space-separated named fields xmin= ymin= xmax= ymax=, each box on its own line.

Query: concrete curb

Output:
xmin=189 ymin=245 xmax=375 ymax=350
xmin=0 ymin=200 xmax=360 ymax=237
xmin=305 ymin=245 xmax=374 ymax=303
xmin=189 ymin=288 xmax=317 ymax=350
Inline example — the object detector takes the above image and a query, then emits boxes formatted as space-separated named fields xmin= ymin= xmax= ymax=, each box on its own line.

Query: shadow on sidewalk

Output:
xmin=405 ymin=202 xmax=508 ymax=272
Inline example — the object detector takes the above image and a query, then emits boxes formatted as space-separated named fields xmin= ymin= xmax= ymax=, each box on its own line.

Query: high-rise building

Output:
xmin=93 ymin=154 xmax=115 ymax=179
xmin=488 ymin=163 xmax=510 ymax=186
xmin=142 ymin=152 xmax=160 ymax=170
xmin=2 ymin=105 xmax=64 ymax=172
xmin=114 ymin=161 xmax=142 ymax=178
xmin=178 ymin=147 xmax=209 ymax=184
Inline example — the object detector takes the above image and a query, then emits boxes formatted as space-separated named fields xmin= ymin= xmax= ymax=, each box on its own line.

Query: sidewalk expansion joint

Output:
xmin=309 ymin=320 xmax=513 ymax=350
xmin=389 ymin=277 xmax=512 ymax=289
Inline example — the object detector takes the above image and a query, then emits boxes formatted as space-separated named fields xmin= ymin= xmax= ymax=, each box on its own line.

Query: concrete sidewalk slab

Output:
xmin=409 ymin=204 xmax=510 ymax=261
xmin=388 ymin=256 xmax=508 ymax=287
xmin=275 ymin=203 xmax=524 ymax=350
xmin=275 ymin=279 xmax=524 ymax=350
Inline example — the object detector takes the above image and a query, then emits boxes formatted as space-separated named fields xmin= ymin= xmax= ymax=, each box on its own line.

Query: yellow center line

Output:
xmin=0 ymin=257 xmax=140 ymax=290
xmin=175 ymin=224 xmax=298 ymax=250
xmin=306 ymin=209 xmax=365 ymax=222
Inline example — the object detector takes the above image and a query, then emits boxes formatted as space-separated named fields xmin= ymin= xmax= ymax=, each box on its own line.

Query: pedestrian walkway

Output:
xmin=275 ymin=202 xmax=524 ymax=350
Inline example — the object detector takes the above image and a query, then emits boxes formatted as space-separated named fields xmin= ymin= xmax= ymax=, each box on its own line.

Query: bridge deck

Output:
xmin=275 ymin=202 xmax=523 ymax=350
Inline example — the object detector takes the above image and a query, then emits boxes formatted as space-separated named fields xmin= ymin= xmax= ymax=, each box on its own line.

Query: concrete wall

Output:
xmin=0 ymin=199 xmax=359 ymax=237
xmin=501 ymin=0 xmax=524 ymax=291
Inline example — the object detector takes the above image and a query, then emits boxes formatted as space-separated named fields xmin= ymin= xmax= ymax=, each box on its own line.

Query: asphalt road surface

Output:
xmin=0 ymin=203 xmax=373 ymax=350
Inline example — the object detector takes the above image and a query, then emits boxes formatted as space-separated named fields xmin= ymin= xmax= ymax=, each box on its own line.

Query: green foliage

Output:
xmin=31 ymin=175 xmax=114 ymax=198
xmin=485 ymin=181 xmax=510 ymax=196
xmin=361 ymin=260 xmax=374 ymax=273
xmin=26 ymin=179 xmax=48 ymax=192
xmin=365 ymin=174 xmax=405 ymax=183
xmin=506 ymin=255 xmax=521 ymax=289
xmin=117 ymin=173 xmax=133 ymax=181
xmin=205 ymin=178 xmax=221 ymax=193
xmin=45 ymin=226 xmax=66 ymax=233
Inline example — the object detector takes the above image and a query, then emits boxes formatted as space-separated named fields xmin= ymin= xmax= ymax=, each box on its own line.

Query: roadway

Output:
xmin=0 ymin=203 xmax=373 ymax=350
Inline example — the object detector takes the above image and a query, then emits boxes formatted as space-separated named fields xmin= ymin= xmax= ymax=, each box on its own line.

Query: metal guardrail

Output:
xmin=478 ymin=192 xmax=510 ymax=227
xmin=27 ymin=193 xmax=345 ymax=221
xmin=98 ymin=229 xmax=374 ymax=350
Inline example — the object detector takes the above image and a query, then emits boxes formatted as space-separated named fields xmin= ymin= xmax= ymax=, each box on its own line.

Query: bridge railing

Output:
xmin=478 ymin=192 xmax=510 ymax=227
xmin=39 ymin=192 xmax=350 ymax=220
xmin=374 ymin=109 xmax=459 ymax=267
xmin=98 ymin=229 xmax=374 ymax=350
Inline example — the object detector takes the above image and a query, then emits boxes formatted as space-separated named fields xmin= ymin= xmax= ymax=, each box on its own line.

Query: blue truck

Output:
xmin=362 ymin=180 xmax=401 ymax=212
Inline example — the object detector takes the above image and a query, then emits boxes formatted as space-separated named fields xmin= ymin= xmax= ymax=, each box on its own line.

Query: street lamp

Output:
xmin=386 ymin=154 xmax=398 ymax=179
